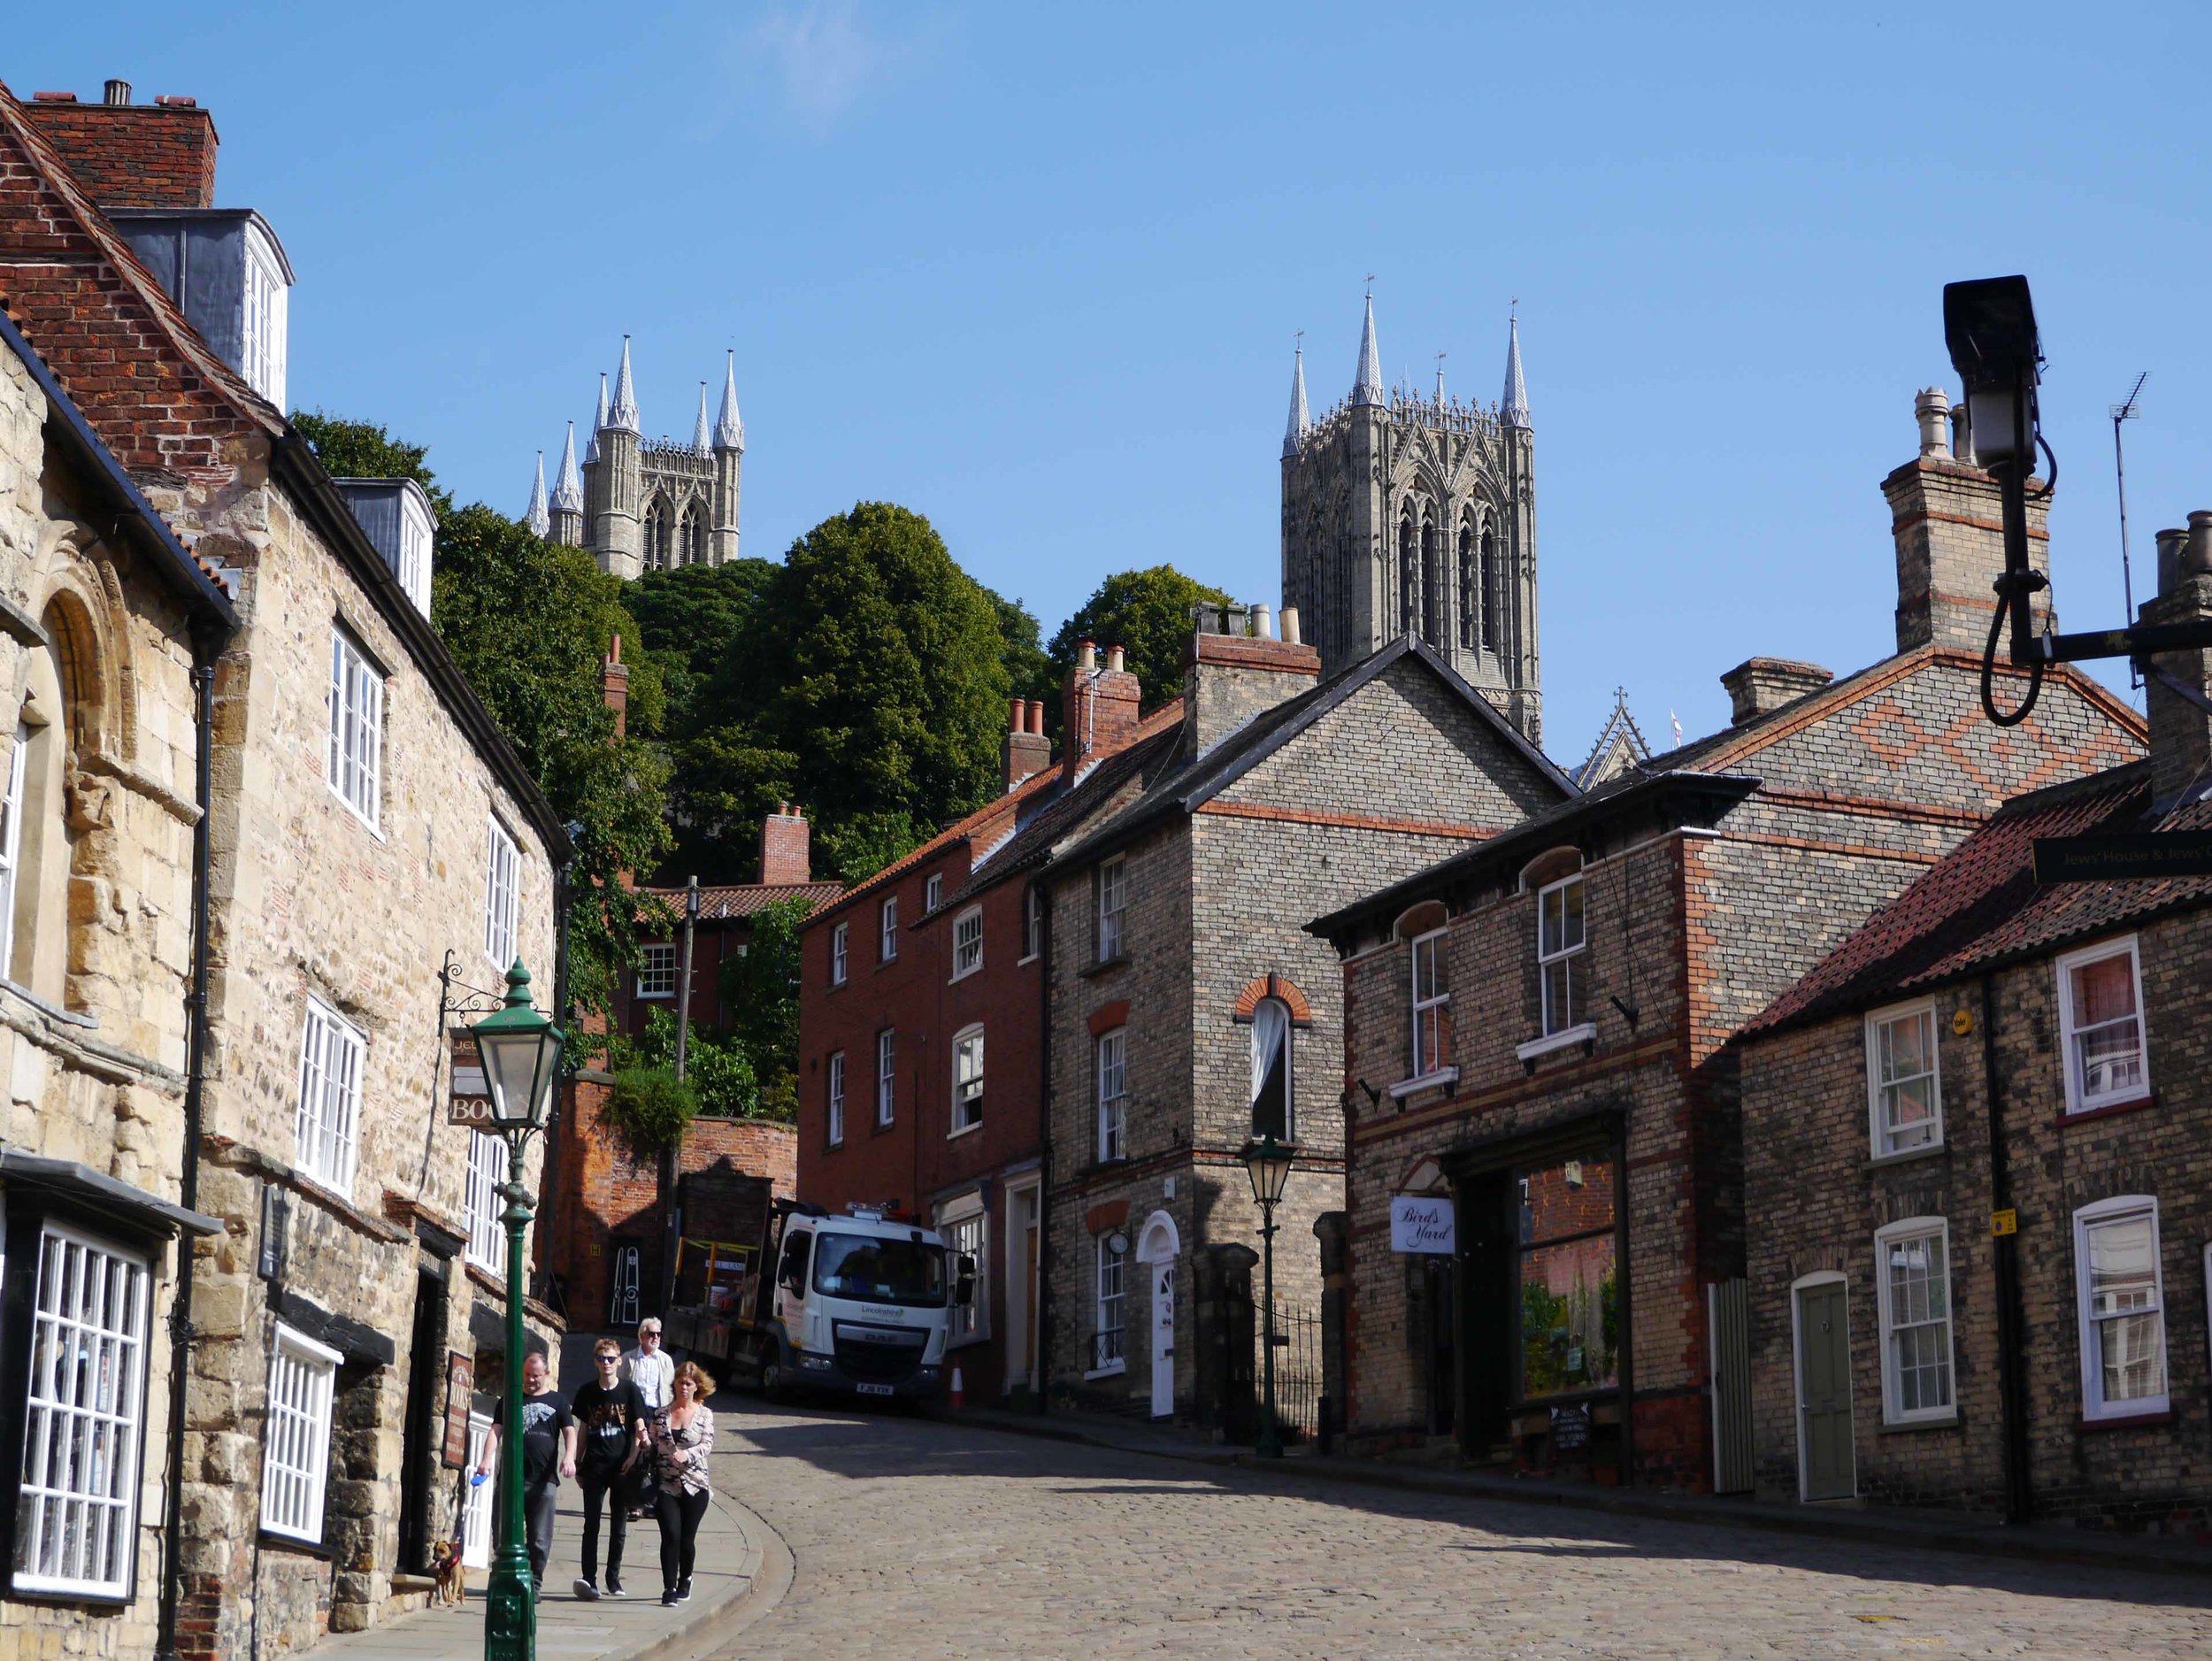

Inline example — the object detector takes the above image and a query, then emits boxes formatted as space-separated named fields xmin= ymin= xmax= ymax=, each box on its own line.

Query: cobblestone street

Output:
xmin=703 ymin=1403 xmax=2212 ymax=1661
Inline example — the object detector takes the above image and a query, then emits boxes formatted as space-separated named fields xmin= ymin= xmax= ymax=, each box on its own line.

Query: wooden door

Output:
xmin=1795 ymin=1281 xmax=1855 ymax=1501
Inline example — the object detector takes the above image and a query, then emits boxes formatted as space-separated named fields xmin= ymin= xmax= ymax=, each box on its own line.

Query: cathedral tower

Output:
xmin=711 ymin=350 xmax=744 ymax=564
xmin=591 ymin=336 xmax=645 ymax=579
xmin=549 ymin=421 xmax=585 ymax=547
xmin=1280 ymin=298 xmax=1541 ymax=741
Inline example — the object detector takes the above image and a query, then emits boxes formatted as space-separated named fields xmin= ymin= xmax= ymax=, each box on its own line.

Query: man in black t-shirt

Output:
xmin=477 ymin=1350 xmax=575 ymax=1596
xmin=569 ymin=1339 xmax=649 ymax=1599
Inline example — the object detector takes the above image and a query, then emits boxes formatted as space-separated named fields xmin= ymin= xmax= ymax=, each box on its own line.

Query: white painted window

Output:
xmin=1097 ymin=858 xmax=1127 ymax=961
xmin=876 ymin=1029 xmax=895 ymax=1127
xmin=1096 ymin=1028 xmax=1126 ymax=1162
xmin=879 ymin=896 xmax=898 ymax=962
xmin=1874 ymin=1219 xmax=1955 ymax=1423
xmin=831 ymin=922 xmax=849 ymax=987
xmin=0 ymin=721 xmax=25 ymax=979
xmin=465 ymin=1130 xmax=506 ymax=1274
xmin=924 ymin=873 xmax=942 ymax=912
xmin=12 ymin=1224 xmax=149 ymax=1598
xmin=944 ymin=1210 xmax=987 ymax=1344
xmin=1410 ymin=927 xmax=1450 ymax=1077
xmin=394 ymin=488 xmax=435 ymax=618
xmin=636 ymin=943 xmax=676 ymax=999
xmin=1865 ymin=1002 xmax=1941 ymax=1156
xmin=2055 ymin=938 xmax=2147 ymax=1113
xmin=460 ymin=1412 xmax=494 ymax=1569
xmin=1093 ymin=1234 xmax=1125 ymax=1372
xmin=241 ymin=218 xmax=289 ymax=409
xmin=826 ymin=1051 xmax=845 ymax=1146
xmin=2073 ymin=1196 xmax=2168 ymax=1420
xmin=260 ymin=1323 xmax=340 ymax=1544
xmin=326 ymin=628 xmax=382 ymax=831
xmin=952 ymin=906 xmax=983 ymax=980
xmin=1024 ymin=887 xmax=1042 ymax=960
xmin=952 ymin=1026 xmax=985 ymax=1134
xmin=483 ymin=816 xmax=519 ymax=973
xmin=1537 ymin=874 xmax=1585 ymax=1036
xmin=294 ymin=997 xmax=365 ymax=1196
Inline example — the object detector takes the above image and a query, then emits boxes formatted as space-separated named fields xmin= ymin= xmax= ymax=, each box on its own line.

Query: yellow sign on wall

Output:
xmin=1991 ymin=1208 xmax=2018 ymax=1237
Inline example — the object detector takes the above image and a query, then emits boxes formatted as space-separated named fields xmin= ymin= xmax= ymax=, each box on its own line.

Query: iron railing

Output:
xmin=1262 ymin=1300 xmax=1325 ymax=1442
xmin=1091 ymin=1326 xmax=1125 ymax=1372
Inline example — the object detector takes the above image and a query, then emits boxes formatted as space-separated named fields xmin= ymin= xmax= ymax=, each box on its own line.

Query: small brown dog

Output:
xmin=430 ymin=1539 xmax=465 ymax=1607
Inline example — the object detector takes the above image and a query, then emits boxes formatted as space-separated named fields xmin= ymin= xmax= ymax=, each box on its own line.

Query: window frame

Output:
xmin=1092 ymin=1233 xmax=1126 ymax=1376
xmin=1864 ymin=1000 xmax=1944 ymax=1157
xmin=1096 ymin=857 xmax=1127 ymax=962
xmin=293 ymin=996 xmax=365 ymax=1198
xmin=326 ymin=626 xmax=384 ymax=833
xmin=0 ymin=721 xmax=25 ymax=980
xmin=635 ymin=942 xmax=677 ymax=1000
xmin=482 ymin=814 xmax=520 ymax=973
xmin=242 ymin=217 xmax=290 ymax=409
xmin=2072 ymin=1194 xmax=2169 ymax=1422
xmin=9 ymin=1219 xmax=153 ymax=1602
xmin=951 ymin=905 xmax=984 ymax=980
xmin=941 ymin=1207 xmax=988 ymax=1346
xmin=1872 ymin=1216 xmax=1956 ymax=1425
xmin=1095 ymin=1027 xmax=1127 ymax=1163
xmin=924 ymin=873 xmax=942 ymax=912
xmin=2055 ymin=936 xmax=2149 ymax=1114
xmin=875 ymin=1028 xmax=895 ymax=1128
xmin=1536 ymin=873 xmax=1586 ymax=1038
xmin=1023 ymin=887 xmax=1043 ymax=962
xmin=879 ymin=895 xmax=899 ymax=963
xmin=1249 ymin=996 xmax=1294 ymax=1142
xmin=951 ymin=1025 xmax=985 ymax=1136
xmin=259 ymin=1321 xmax=341 ymax=1546
xmin=830 ymin=921 xmax=849 ymax=987
xmin=464 ymin=1129 xmax=507 ymax=1274
xmin=826 ymin=1050 xmax=846 ymax=1147
xmin=1409 ymin=926 xmax=1451 ymax=1080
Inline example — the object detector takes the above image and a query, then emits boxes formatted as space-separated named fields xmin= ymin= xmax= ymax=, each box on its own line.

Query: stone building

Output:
xmin=1280 ymin=300 xmax=1540 ymax=741
xmin=1733 ymin=510 xmax=2212 ymax=1532
xmin=525 ymin=341 xmax=744 ymax=579
xmin=1309 ymin=391 xmax=2144 ymax=1490
xmin=0 ymin=80 xmax=569 ymax=1655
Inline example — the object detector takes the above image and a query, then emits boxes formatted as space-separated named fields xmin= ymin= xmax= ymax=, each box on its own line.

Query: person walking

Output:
xmin=622 ymin=1318 xmax=674 ymax=1519
xmin=474 ymin=1350 xmax=574 ymax=1598
xmin=570 ymin=1338 xmax=649 ymax=1600
xmin=648 ymin=1360 xmax=716 ymax=1606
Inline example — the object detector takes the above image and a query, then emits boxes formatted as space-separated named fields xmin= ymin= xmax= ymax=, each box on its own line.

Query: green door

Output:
xmin=1795 ymin=1281 xmax=1855 ymax=1501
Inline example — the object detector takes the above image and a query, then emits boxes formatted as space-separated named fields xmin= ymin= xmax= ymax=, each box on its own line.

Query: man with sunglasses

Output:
xmin=622 ymin=1319 xmax=674 ymax=1519
xmin=571 ymin=1339 xmax=649 ymax=1599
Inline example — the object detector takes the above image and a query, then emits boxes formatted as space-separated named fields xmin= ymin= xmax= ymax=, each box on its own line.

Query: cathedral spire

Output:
xmin=713 ymin=350 xmax=745 ymax=451
xmin=551 ymin=422 xmax=583 ymax=514
xmin=588 ymin=373 xmax=609 ymax=462
xmin=525 ymin=452 xmax=549 ymax=537
xmin=607 ymin=335 xmax=641 ymax=434
xmin=1502 ymin=310 xmax=1531 ymax=429
xmin=691 ymin=382 xmax=711 ymax=452
xmin=1282 ymin=342 xmax=1309 ymax=458
xmin=1351 ymin=289 xmax=1385 ymax=409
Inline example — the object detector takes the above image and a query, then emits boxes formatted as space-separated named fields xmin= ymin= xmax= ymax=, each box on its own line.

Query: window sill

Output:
xmin=875 ymin=957 xmax=898 ymax=972
xmin=871 ymin=1117 xmax=895 ymax=1136
xmin=825 ymin=1139 xmax=845 ymax=1152
xmin=2078 ymin=1406 xmax=2172 ymax=1433
xmin=327 ymin=788 xmax=387 ymax=844
xmin=1080 ymin=956 xmax=1130 ymax=980
xmin=948 ymin=1119 xmax=984 ymax=1141
xmin=635 ymin=991 xmax=674 ymax=1001
xmin=1515 ymin=1024 xmax=1595 ymax=1065
xmin=258 ymin=1526 xmax=337 ymax=1560
xmin=1083 ymin=1362 xmax=1127 ymax=1381
xmin=826 ymin=979 xmax=849 ymax=994
xmin=1878 ymin=1411 xmax=1960 ymax=1434
xmin=1388 ymin=1067 xmax=1458 ymax=1101
xmin=1017 ymin=952 xmax=1040 ymax=967
xmin=949 ymin=966 xmax=983 ymax=986
xmin=2060 ymin=1092 xmax=2156 ymax=1126
xmin=0 ymin=978 xmax=97 ymax=1030
xmin=1867 ymin=1142 xmax=1947 ymax=1170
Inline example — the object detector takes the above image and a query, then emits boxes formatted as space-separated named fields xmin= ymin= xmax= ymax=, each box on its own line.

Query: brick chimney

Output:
xmin=1062 ymin=641 xmax=1143 ymax=785
xmin=1884 ymin=386 xmax=2053 ymax=654
xmin=1003 ymin=696 xmax=1051 ymax=792
xmin=601 ymin=634 xmax=629 ymax=735
xmin=762 ymin=804 xmax=812 ymax=886
xmin=2141 ymin=511 xmax=2212 ymax=809
xmin=20 ymin=85 xmax=219 ymax=208
xmin=1718 ymin=657 xmax=1832 ymax=726
xmin=1184 ymin=602 xmax=1321 ymax=754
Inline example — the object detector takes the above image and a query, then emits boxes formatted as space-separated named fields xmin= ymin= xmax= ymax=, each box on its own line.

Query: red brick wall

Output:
xmin=19 ymin=99 xmax=218 ymax=209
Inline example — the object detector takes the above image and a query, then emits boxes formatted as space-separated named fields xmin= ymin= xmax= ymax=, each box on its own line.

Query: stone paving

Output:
xmin=708 ymin=1402 xmax=2212 ymax=1661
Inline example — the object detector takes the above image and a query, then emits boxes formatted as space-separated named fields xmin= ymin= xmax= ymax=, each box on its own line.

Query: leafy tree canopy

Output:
xmin=605 ymin=1006 xmax=766 ymax=1121
xmin=626 ymin=558 xmax=777 ymax=740
xmin=718 ymin=896 xmax=810 ymax=1123
xmin=1045 ymin=565 xmax=1233 ymax=731
xmin=599 ymin=1065 xmax=698 ymax=1159
xmin=291 ymin=410 xmax=456 ymax=518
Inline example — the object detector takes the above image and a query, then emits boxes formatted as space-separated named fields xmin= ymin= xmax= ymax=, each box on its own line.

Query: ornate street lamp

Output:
xmin=1240 ymin=1132 xmax=1297 ymax=1458
xmin=473 ymin=961 xmax=564 ymax=1661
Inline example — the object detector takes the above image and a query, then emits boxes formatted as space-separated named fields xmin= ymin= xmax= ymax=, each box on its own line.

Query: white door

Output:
xmin=461 ymin=1413 xmax=494 ymax=1568
xmin=1150 ymin=1261 xmax=1175 ymax=1419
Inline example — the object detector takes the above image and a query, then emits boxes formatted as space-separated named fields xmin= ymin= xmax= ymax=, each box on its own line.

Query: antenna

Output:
xmin=2111 ymin=372 xmax=2148 ymax=686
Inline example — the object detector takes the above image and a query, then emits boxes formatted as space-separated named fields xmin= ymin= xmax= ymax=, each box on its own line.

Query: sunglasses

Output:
xmin=640 ymin=1331 xmax=661 ymax=1340
xmin=595 ymin=1355 xmax=621 ymax=1365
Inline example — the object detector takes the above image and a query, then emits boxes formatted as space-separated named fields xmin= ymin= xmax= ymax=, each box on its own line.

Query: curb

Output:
xmin=634 ymin=1488 xmax=795 ymax=1661
xmin=945 ymin=1408 xmax=2212 ymax=1586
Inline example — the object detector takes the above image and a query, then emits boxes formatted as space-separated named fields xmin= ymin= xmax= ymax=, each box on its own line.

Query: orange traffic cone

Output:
xmin=949 ymin=1365 xmax=964 ymax=1410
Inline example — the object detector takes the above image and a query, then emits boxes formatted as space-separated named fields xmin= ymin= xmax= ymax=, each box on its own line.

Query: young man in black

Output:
xmin=570 ymin=1338 xmax=649 ymax=1599
xmin=475 ymin=1349 xmax=575 ymax=1597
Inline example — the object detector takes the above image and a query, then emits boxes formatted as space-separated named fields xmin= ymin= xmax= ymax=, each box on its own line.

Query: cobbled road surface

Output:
xmin=709 ymin=1402 xmax=2212 ymax=1660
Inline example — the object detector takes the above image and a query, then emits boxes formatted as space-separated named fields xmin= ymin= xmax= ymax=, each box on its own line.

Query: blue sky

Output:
xmin=23 ymin=3 xmax=2212 ymax=757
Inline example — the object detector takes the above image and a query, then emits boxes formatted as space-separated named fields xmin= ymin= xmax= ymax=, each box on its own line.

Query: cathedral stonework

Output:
xmin=1280 ymin=298 xmax=1540 ymax=742
xmin=526 ymin=335 xmax=745 ymax=579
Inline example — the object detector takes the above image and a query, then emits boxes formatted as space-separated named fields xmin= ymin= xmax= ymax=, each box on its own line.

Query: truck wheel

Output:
xmin=757 ymin=1357 xmax=785 ymax=1403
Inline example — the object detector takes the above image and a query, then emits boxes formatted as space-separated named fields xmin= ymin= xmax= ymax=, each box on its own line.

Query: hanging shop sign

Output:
xmin=1389 ymin=1194 xmax=1455 ymax=1254
xmin=448 ymin=1030 xmax=493 ymax=1127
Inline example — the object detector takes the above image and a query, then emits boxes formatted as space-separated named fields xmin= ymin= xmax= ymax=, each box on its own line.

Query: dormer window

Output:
xmin=241 ymin=217 xmax=289 ymax=408
xmin=111 ymin=209 xmax=296 ymax=410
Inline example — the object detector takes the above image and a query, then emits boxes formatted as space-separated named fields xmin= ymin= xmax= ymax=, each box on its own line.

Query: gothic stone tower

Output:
xmin=1280 ymin=298 xmax=1540 ymax=742
xmin=546 ymin=337 xmax=745 ymax=579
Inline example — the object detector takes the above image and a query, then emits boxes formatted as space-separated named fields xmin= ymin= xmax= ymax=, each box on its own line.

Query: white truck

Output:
xmin=664 ymin=1200 xmax=974 ymax=1404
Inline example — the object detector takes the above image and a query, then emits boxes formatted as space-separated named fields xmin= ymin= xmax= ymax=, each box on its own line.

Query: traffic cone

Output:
xmin=949 ymin=1365 xmax=964 ymax=1410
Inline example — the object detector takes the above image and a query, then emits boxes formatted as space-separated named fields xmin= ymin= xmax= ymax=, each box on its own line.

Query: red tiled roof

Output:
xmin=1742 ymin=760 xmax=2212 ymax=1037
xmin=638 ymin=880 xmax=843 ymax=921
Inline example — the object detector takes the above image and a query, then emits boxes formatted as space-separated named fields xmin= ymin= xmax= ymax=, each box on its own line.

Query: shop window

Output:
xmin=1515 ymin=1155 xmax=1617 ymax=1401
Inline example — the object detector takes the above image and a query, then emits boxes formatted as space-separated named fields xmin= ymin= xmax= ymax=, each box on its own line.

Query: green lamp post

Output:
xmin=1240 ymin=1133 xmax=1297 ymax=1458
xmin=472 ymin=961 xmax=564 ymax=1661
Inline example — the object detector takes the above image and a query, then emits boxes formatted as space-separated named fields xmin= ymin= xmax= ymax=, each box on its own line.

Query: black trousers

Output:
xmin=577 ymin=1465 xmax=628 ymax=1582
xmin=656 ymin=1486 xmax=710 ymax=1590
xmin=523 ymin=1484 xmax=557 ymax=1586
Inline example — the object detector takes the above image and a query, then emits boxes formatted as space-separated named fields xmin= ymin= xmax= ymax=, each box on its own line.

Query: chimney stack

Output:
xmin=1884 ymin=386 xmax=2053 ymax=654
xmin=1281 ymin=606 xmax=1302 ymax=646
xmin=1003 ymin=696 xmax=1051 ymax=792
xmin=1062 ymin=638 xmax=1143 ymax=785
xmin=104 ymin=80 xmax=132 ymax=106
xmin=19 ymin=88 xmax=219 ymax=208
xmin=1719 ymin=657 xmax=1833 ymax=726
xmin=2141 ymin=511 xmax=2212 ymax=809
xmin=601 ymin=634 xmax=629 ymax=735
xmin=762 ymin=804 xmax=813 ymax=887
xmin=1184 ymin=600 xmax=1320 ymax=754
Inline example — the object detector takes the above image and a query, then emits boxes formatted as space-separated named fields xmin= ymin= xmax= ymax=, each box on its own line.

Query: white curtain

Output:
xmin=1250 ymin=998 xmax=1290 ymax=1138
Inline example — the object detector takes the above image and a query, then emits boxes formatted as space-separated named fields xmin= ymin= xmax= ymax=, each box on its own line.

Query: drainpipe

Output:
xmin=155 ymin=620 xmax=223 ymax=1661
xmin=1981 ymin=974 xmax=2032 ymax=1523
xmin=1033 ymin=879 xmax=1052 ymax=1414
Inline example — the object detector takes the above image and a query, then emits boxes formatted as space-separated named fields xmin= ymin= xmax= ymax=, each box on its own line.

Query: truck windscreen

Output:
xmin=811 ymin=1234 xmax=947 ymax=1307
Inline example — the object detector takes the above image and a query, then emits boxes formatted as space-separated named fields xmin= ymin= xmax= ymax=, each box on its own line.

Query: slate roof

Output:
xmin=1740 ymin=760 xmax=2212 ymax=1039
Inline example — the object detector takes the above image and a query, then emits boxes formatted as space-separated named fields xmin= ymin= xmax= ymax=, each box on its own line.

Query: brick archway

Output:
xmin=1230 ymin=972 xmax=1312 ymax=1028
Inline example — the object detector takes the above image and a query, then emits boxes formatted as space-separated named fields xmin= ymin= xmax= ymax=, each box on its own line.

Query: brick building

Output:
xmin=1734 ymin=511 xmax=2212 ymax=1533
xmin=1310 ymin=392 xmax=2143 ymax=1490
xmin=0 ymin=81 xmax=569 ymax=1654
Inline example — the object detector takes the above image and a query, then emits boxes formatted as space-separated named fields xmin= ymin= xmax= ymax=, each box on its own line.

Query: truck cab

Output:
xmin=757 ymin=1205 xmax=972 ymax=1402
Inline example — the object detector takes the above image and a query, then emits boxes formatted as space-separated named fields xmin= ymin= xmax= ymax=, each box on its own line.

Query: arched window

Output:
xmin=1457 ymin=516 xmax=1479 ymax=651
xmin=1480 ymin=525 xmax=1500 ymax=653
xmin=1420 ymin=514 xmax=1442 ymax=648
xmin=8 ymin=642 xmax=74 ymax=1002
xmin=642 ymin=496 xmax=672 ymax=572
xmin=680 ymin=502 xmax=707 ymax=566
xmin=1250 ymin=996 xmax=1292 ymax=1141
xmin=1398 ymin=508 xmax=1417 ymax=637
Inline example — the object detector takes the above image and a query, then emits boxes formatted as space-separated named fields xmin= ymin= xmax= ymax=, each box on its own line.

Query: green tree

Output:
xmin=989 ymin=588 xmax=1056 ymax=712
xmin=626 ymin=558 xmax=777 ymax=740
xmin=599 ymin=1065 xmax=698 ymax=1160
xmin=1044 ymin=565 xmax=1233 ymax=734
xmin=290 ymin=410 xmax=455 ymax=517
xmin=604 ymin=1007 xmax=764 ymax=1120
xmin=718 ymin=896 xmax=810 ymax=1122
